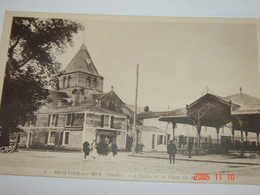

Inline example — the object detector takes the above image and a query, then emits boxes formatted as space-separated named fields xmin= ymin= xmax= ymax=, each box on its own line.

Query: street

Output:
xmin=0 ymin=149 xmax=260 ymax=185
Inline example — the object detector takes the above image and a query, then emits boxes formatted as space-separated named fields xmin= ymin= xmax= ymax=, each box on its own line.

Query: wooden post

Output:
xmin=197 ymin=110 xmax=201 ymax=149
xmin=197 ymin=126 xmax=201 ymax=149
xmin=245 ymin=131 xmax=248 ymax=142
xmin=216 ymin=127 xmax=220 ymax=146
xmin=231 ymin=129 xmax=235 ymax=144
xmin=256 ymin=132 xmax=259 ymax=146
xmin=240 ymin=129 xmax=244 ymax=142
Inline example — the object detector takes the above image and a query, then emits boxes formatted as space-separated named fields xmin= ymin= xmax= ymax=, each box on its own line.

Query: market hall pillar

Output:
xmin=197 ymin=125 xmax=201 ymax=149
xmin=216 ymin=127 xmax=220 ymax=146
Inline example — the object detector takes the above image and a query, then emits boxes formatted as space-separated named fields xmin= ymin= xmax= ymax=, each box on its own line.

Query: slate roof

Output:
xmin=125 ymin=104 xmax=144 ymax=114
xmin=188 ymin=93 xmax=239 ymax=108
xmin=138 ymin=107 xmax=187 ymax=119
xmin=225 ymin=93 xmax=260 ymax=115
xmin=63 ymin=43 xmax=103 ymax=78
xmin=45 ymin=90 xmax=70 ymax=109
xmin=93 ymin=90 xmax=124 ymax=104
xmin=38 ymin=103 xmax=126 ymax=117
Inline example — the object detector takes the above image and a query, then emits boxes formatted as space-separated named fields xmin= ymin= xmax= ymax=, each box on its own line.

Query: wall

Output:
xmin=141 ymin=131 xmax=168 ymax=152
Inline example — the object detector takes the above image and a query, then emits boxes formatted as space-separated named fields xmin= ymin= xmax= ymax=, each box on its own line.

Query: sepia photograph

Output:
xmin=0 ymin=5 xmax=260 ymax=193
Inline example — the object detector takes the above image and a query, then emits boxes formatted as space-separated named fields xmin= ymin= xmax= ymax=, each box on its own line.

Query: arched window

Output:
xmin=63 ymin=77 xmax=67 ymax=89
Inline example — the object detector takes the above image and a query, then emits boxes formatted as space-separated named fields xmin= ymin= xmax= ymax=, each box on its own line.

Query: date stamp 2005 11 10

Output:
xmin=194 ymin=174 xmax=235 ymax=181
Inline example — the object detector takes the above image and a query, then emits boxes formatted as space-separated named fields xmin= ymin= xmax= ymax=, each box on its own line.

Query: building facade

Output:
xmin=16 ymin=43 xmax=130 ymax=151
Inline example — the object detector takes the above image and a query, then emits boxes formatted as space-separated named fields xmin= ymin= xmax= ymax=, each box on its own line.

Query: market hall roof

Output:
xmin=63 ymin=43 xmax=103 ymax=78
xmin=159 ymin=93 xmax=260 ymax=132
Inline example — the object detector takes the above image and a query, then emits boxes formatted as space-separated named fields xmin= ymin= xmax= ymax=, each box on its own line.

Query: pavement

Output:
xmin=129 ymin=152 xmax=260 ymax=165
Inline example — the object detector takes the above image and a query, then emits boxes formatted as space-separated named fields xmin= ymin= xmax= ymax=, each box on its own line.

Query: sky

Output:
xmin=57 ymin=16 xmax=260 ymax=111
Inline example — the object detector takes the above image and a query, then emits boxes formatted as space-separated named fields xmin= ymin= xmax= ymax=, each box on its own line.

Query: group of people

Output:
xmin=83 ymin=139 xmax=118 ymax=160
xmin=135 ymin=143 xmax=145 ymax=154
xmin=84 ymin=139 xmax=192 ymax=164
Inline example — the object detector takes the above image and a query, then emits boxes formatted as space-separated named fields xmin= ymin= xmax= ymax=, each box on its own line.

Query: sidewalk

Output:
xmin=129 ymin=152 xmax=260 ymax=166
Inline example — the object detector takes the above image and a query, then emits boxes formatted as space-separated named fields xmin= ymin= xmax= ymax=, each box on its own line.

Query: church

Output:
xmin=16 ymin=43 xmax=133 ymax=151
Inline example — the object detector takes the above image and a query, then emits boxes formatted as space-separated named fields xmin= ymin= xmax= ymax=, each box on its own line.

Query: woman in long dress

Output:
xmin=90 ymin=140 xmax=98 ymax=160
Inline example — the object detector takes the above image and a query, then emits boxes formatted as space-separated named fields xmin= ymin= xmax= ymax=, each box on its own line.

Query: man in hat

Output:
xmin=167 ymin=140 xmax=177 ymax=164
xmin=82 ymin=141 xmax=90 ymax=159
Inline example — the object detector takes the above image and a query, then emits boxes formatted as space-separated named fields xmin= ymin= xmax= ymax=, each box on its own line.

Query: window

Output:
xmin=157 ymin=135 xmax=163 ymax=145
xmin=222 ymin=127 xmax=224 ymax=134
xmin=48 ymin=131 xmax=57 ymax=145
xmin=205 ymin=126 xmax=207 ymax=132
xmin=103 ymin=115 xmax=110 ymax=127
xmin=49 ymin=114 xmax=58 ymax=127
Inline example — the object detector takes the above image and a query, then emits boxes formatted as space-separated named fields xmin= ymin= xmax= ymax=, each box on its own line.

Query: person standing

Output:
xmin=187 ymin=141 xmax=192 ymax=158
xmin=90 ymin=140 xmax=98 ymax=160
xmin=111 ymin=141 xmax=118 ymax=157
xmin=82 ymin=141 xmax=90 ymax=159
xmin=139 ymin=143 xmax=145 ymax=154
xmin=167 ymin=140 xmax=177 ymax=164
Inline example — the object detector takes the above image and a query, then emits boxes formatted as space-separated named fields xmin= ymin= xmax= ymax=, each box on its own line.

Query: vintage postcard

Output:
xmin=0 ymin=11 xmax=260 ymax=185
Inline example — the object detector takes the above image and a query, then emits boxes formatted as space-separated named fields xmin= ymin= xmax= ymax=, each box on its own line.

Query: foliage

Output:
xmin=0 ymin=17 xmax=84 ymax=145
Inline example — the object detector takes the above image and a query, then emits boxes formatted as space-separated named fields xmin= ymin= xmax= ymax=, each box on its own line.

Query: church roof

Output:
xmin=64 ymin=43 xmax=103 ymax=78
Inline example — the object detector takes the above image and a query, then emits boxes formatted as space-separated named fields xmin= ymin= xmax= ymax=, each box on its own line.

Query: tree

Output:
xmin=0 ymin=17 xmax=84 ymax=146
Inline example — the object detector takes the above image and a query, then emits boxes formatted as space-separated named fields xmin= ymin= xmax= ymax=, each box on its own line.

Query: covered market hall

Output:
xmin=159 ymin=91 xmax=260 ymax=154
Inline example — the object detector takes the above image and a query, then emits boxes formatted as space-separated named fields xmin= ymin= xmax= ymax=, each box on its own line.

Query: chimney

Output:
xmin=144 ymin=106 xmax=149 ymax=112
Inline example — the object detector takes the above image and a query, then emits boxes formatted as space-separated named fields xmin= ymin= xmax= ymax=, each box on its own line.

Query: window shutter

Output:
xmin=66 ymin=114 xmax=71 ymax=126
xmin=54 ymin=132 xmax=59 ymax=145
xmin=55 ymin=114 xmax=59 ymax=127
xmin=44 ymin=132 xmax=48 ymax=145
xmin=48 ymin=115 xmax=51 ymax=127
xmin=101 ymin=115 xmax=104 ymax=127
xmin=59 ymin=132 xmax=63 ymax=145
xmin=65 ymin=132 xmax=69 ymax=145
xmin=71 ymin=113 xmax=75 ymax=126
xmin=110 ymin=116 xmax=114 ymax=128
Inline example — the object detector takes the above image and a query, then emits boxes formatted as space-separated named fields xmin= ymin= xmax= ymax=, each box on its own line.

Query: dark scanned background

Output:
xmin=0 ymin=0 xmax=260 ymax=195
